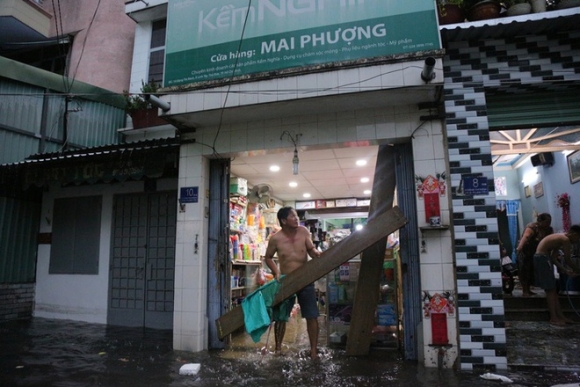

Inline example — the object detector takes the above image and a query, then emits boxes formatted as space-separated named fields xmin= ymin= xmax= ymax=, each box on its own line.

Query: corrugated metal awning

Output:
xmin=0 ymin=137 xmax=187 ymax=190
xmin=440 ymin=7 xmax=580 ymax=43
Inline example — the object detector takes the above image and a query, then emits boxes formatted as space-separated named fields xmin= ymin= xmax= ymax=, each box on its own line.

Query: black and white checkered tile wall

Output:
xmin=443 ymin=30 xmax=580 ymax=371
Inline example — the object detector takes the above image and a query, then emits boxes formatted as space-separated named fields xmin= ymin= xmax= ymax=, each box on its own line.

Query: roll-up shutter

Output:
xmin=487 ymin=89 xmax=580 ymax=129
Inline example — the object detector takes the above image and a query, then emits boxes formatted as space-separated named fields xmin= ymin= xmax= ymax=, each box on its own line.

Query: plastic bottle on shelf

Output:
xmin=238 ymin=243 xmax=244 ymax=261
xmin=328 ymin=283 xmax=339 ymax=303
xmin=232 ymin=235 xmax=239 ymax=261
xmin=244 ymin=244 xmax=250 ymax=261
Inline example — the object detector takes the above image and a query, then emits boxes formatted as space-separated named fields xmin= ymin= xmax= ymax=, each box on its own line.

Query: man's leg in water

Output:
xmin=274 ymin=321 xmax=286 ymax=355
xmin=306 ymin=317 xmax=319 ymax=359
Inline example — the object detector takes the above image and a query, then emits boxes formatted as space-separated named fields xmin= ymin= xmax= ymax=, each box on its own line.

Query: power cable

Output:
xmin=51 ymin=0 xmax=68 ymax=92
xmin=211 ymin=0 xmax=253 ymax=158
xmin=69 ymin=0 xmax=102 ymax=92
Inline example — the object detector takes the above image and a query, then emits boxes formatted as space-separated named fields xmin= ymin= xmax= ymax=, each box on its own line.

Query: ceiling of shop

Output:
xmin=220 ymin=85 xmax=438 ymax=203
xmin=231 ymin=145 xmax=378 ymax=203
xmin=231 ymin=125 xmax=580 ymax=203
xmin=491 ymin=126 xmax=580 ymax=169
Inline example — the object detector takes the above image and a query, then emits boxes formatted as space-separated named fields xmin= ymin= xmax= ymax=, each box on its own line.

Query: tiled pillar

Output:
xmin=444 ymin=44 xmax=505 ymax=372
xmin=173 ymin=143 xmax=210 ymax=352
xmin=445 ymin=29 xmax=580 ymax=370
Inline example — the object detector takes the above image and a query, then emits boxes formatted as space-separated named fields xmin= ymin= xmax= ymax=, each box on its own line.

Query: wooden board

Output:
xmin=215 ymin=206 xmax=407 ymax=340
xmin=346 ymin=144 xmax=396 ymax=355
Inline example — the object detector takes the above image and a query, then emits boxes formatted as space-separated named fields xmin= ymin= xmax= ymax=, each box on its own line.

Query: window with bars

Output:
xmin=148 ymin=19 xmax=166 ymax=85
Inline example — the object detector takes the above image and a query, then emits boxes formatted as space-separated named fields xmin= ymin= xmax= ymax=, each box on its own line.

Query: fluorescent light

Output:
xmin=303 ymin=193 xmax=311 ymax=198
xmin=355 ymin=224 xmax=364 ymax=231
xmin=289 ymin=181 xmax=298 ymax=187
xmin=361 ymin=177 xmax=369 ymax=183
xmin=364 ymin=190 xmax=371 ymax=195
xmin=356 ymin=159 xmax=367 ymax=166
xmin=269 ymin=165 xmax=280 ymax=172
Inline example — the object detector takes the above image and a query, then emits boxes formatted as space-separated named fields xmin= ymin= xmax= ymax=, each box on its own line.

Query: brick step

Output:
xmin=506 ymin=309 xmax=580 ymax=322
xmin=505 ymin=296 xmax=580 ymax=322
xmin=504 ymin=296 xmax=580 ymax=309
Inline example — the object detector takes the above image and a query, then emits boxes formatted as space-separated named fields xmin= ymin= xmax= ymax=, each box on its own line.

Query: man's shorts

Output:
xmin=533 ymin=253 xmax=557 ymax=291
xmin=296 ymin=283 xmax=319 ymax=319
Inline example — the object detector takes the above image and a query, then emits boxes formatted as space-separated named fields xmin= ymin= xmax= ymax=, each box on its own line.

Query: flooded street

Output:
xmin=2 ymin=317 xmax=580 ymax=387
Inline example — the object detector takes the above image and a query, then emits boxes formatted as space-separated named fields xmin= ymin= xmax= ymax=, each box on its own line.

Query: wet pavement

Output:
xmin=507 ymin=320 xmax=580 ymax=371
xmin=506 ymin=287 xmax=580 ymax=372
xmin=2 ymin=317 xmax=580 ymax=387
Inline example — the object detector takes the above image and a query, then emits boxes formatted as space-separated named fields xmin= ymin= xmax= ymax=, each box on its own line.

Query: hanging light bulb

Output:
xmin=292 ymin=147 xmax=299 ymax=175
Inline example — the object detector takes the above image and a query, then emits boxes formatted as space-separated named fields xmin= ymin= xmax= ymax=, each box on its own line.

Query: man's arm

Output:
xmin=264 ymin=237 xmax=281 ymax=280
xmin=550 ymin=249 xmax=569 ymax=273
xmin=561 ymin=242 xmax=580 ymax=273
xmin=302 ymin=227 xmax=321 ymax=258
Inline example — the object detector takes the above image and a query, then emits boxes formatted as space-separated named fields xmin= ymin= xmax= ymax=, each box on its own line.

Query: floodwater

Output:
xmin=1 ymin=318 xmax=580 ymax=387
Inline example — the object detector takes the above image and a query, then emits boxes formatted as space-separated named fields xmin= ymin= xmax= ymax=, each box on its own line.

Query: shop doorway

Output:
xmin=107 ymin=191 xmax=177 ymax=330
xmin=214 ymin=143 xmax=421 ymax=359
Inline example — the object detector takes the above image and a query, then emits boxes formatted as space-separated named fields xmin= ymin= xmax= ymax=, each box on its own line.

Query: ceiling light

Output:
xmin=361 ymin=177 xmax=370 ymax=183
xmin=356 ymin=159 xmax=367 ymax=166
xmin=364 ymin=190 xmax=371 ymax=195
xmin=289 ymin=182 xmax=298 ymax=187
xmin=355 ymin=224 xmax=364 ymax=231
xmin=269 ymin=165 xmax=280 ymax=172
xmin=280 ymin=131 xmax=302 ymax=176
xmin=292 ymin=148 xmax=299 ymax=175
xmin=303 ymin=193 xmax=311 ymax=198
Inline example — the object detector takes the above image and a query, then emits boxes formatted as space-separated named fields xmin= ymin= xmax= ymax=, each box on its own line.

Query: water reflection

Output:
xmin=1 ymin=318 xmax=580 ymax=387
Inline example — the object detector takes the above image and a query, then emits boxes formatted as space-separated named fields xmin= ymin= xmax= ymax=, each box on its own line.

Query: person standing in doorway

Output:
xmin=516 ymin=213 xmax=553 ymax=297
xmin=264 ymin=206 xmax=322 ymax=359
xmin=533 ymin=225 xmax=580 ymax=326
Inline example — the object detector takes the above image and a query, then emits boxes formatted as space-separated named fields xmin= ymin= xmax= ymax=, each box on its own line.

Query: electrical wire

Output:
xmin=211 ymin=0 xmax=253 ymax=158
xmin=51 ymin=0 xmax=69 ymax=92
xmin=68 ymin=0 xmax=102 ymax=92
xmin=2 ymin=65 xmax=579 ymax=99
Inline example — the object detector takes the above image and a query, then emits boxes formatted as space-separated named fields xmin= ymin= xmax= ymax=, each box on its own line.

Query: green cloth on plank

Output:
xmin=241 ymin=278 xmax=295 ymax=343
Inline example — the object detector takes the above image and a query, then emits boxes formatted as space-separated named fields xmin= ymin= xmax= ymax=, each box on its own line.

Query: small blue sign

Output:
xmin=180 ymin=187 xmax=199 ymax=203
xmin=463 ymin=177 xmax=488 ymax=195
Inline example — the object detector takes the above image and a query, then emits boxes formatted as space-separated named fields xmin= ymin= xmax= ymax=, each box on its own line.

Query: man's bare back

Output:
xmin=536 ymin=228 xmax=580 ymax=273
xmin=537 ymin=233 xmax=571 ymax=256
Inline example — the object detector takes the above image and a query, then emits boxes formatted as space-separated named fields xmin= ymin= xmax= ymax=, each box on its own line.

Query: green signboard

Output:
xmin=165 ymin=0 xmax=440 ymax=87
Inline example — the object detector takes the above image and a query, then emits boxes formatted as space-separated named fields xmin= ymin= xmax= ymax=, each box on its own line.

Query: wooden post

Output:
xmin=346 ymin=144 xmax=397 ymax=355
xmin=215 ymin=206 xmax=407 ymax=340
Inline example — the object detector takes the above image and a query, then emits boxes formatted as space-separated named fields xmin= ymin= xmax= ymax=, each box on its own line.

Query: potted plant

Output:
xmin=124 ymin=81 xmax=166 ymax=129
xmin=554 ymin=0 xmax=580 ymax=9
xmin=464 ymin=0 xmax=503 ymax=21
xmin=505 ymin=0 xmax=532 ymax=16
xmin=437 ymin=0 xmax=466 ymax=25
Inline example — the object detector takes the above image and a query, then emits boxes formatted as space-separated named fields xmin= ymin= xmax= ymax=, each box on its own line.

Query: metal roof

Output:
xmin=440 ymin=7 xmax=580 ymax=43
xmin=0 ymin=137 xmax=185 ymax=168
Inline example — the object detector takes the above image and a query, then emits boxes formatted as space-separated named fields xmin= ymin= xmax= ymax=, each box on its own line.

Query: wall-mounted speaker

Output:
xmin=530 ymin=152 xmax=554 ymax=167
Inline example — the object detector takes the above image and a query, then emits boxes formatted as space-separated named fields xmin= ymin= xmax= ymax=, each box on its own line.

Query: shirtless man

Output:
xmin=264 ymin=207 xmax=321 ymax=359
xmin=534 ymin=225 xmax=580 ymax=326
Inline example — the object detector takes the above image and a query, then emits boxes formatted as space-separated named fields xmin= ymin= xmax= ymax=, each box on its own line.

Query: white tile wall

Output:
xmin=174 ymin=149 xmax=210 ymax=352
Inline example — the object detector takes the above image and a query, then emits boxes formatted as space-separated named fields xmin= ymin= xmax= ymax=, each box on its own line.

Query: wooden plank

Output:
xmin=215 ymin=303 xmax=244 ymax=341
xmin=346 ymin=144 xmax=396 ymax=355
xmin=215 ymin=206 xmax=407 ymax=339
